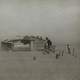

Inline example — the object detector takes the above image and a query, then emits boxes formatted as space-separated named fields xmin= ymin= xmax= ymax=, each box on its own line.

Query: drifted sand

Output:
xmin=0 ymin=49 xmax=80 ymax=80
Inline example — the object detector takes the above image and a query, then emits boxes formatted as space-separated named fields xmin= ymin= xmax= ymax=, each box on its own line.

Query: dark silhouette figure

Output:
xmin=43 ymin=37 xmax=52 ymax=54
xmin=46 ymin=37 xmax=52 ymax=49
xmin=33 ymin=56 xmax=36 ymax=61
xmin=67 ymin=44 xmax=71 ymax=54
xmin=56 ymin=53 xmax=60 ymax=59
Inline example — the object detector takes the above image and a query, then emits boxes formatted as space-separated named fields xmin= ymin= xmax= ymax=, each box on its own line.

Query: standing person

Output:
xmin=67 ymin=44 xmax=71 ymax=54
xmin=46 ymin=37 xmax=52 ymax=49
xmin=43 ymin=37 xmax=52 ymax=54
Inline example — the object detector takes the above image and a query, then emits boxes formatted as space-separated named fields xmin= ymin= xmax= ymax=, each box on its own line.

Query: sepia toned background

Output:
xmin=0 ymin=0 xmax=80 ymax=80
xmin=0 ymin=0 xmax=80 ymax=44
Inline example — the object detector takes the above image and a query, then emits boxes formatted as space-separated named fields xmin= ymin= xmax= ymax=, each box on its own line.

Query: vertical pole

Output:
xmin=31 ymin=41 xmax=34 ymax=51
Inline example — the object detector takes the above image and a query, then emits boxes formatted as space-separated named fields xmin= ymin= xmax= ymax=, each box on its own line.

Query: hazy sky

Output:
xmin=0 ymin=0 xmax=80 ymax=44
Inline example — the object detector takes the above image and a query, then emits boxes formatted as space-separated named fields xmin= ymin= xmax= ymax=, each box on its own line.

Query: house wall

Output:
xmin=33 ymin=39 xmax=45 ymax=51
xmin=1 ymin=39 xmax=45 ymax=51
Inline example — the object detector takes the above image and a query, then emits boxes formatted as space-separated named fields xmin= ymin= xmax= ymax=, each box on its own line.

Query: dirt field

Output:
xmin=0 ymin=48 xmax=80 ymax=80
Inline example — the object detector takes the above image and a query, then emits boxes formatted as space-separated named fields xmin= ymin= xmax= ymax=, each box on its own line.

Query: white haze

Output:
xmin=0 ymin=0 xmax=80 ymax=44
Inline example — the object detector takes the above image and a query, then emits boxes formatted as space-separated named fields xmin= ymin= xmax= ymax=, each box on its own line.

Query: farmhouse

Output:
xmin=1 ymin=35 xmax=45 ymax=51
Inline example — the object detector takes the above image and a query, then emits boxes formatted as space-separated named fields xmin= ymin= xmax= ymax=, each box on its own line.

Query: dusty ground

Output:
xmin=0 ymin=48 xmax=80 ymax=80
